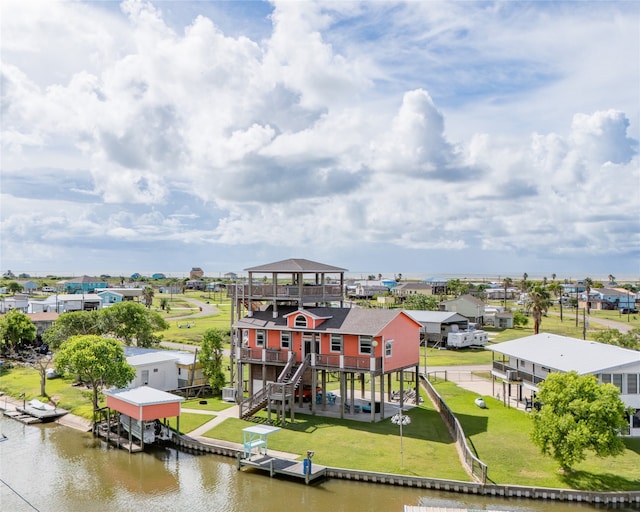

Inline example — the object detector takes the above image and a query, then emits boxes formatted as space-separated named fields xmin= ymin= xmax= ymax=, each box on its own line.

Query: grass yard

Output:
xmin=203 ymin=401 xmax=470 ymax=480
xmin=0 ymin=365 xmax=99 ymax=419
xmin=181 ymin=397 xmax=234 ymax=412
xmin=430 ymin=379 xmax=640 ymax=491
xmin=167 ymin=412 xmax=216 ymax=433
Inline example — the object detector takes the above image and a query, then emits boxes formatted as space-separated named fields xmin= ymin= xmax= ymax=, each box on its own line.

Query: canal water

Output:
xmin=0 ymin=417 xmax=637 ymax=512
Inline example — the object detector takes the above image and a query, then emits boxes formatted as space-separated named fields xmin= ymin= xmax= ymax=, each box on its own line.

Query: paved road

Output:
xmin=159 ymin=297 xmax=225 ymax=352
xmin=548 ymin=311 xmax=635 ymax=333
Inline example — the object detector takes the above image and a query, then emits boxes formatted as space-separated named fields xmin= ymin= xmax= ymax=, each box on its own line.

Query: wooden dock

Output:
xmin=238 ymin=454 xmax=326 ymax=484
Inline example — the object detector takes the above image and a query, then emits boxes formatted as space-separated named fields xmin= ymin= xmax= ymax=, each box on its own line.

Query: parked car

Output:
xmin=619 ymin=308 xmax=638 ymax=314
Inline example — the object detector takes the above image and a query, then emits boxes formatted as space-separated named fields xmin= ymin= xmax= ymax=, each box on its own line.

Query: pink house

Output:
xmin=231 ymin=259 xmax=422 ymax=423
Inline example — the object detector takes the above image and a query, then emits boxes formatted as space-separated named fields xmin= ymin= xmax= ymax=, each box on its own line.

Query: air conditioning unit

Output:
xmin=506 ymin=370 xmax=520 ymax=381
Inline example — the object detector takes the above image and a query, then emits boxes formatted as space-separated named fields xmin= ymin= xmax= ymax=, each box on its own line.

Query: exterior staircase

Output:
xmin=239 ymin=353 xmax=310 ymax=420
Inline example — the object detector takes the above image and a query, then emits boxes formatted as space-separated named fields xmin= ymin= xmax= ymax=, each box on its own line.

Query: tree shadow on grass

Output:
xmin=560 ymin=470 xmax=640 ymax=492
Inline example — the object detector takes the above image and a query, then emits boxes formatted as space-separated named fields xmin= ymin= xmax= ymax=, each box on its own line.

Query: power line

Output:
xmin=0 ymin=477 xmax=40 ymax=511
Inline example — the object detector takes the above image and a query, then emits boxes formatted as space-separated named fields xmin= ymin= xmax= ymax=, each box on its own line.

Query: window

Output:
xmin=330 ymin=334 xmax=342 ymax=353
xmin=256 ymin=330 xmax=265 ymax=347
xmin=281 ymin=331 xmax=291 ymax=350
xmin=359 ymin=336 xmax=373 ymax=355
xmin=627 ymin=374 xmax=639 ymax=395
xmin=294 ymin=315 xmax=307 ymax=328
xmin=633 ymin=409 xmax=640 ymax=429
xmin=612 ymin=374 xmax=623 ymax=392
xmin=601 ymin=373 xmax=612 ymax=385
xmin=385 ymin=340 xmax=393 ymax=357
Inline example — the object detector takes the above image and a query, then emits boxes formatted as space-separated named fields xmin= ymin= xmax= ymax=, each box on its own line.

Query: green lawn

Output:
xmin=0 ymin=365 xmax=99 ymax=419
xmin=167 ymin=412 xmax=216 ymax=433
xmin=202 ymin=398 xmax=469 ymax=480
xmin=431 ymin=378 xmax=640 ymax=491
xmin=181 ymin=397 xmax=234 ymax=412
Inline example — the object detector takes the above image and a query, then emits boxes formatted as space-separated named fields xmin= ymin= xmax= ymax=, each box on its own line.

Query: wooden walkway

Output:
xmin=238 ymin=454 xmax=326 ymax=484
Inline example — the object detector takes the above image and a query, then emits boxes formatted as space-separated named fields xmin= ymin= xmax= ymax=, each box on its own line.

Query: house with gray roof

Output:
xmin=488 ymin=333 xmax=640 ymax=436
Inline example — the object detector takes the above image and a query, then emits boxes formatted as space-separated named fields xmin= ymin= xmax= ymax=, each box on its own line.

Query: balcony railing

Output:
xmin=492 ymin=361 xmax=545 ymax=385
xmin=228 ymin=284 xmax=343 ymax=301
xmin=239 ymin=348 xmax=382 ymax=372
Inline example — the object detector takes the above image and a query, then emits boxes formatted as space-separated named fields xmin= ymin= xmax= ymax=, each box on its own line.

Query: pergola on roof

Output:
xmin=245 ymin=258 xmax=347 ymax=273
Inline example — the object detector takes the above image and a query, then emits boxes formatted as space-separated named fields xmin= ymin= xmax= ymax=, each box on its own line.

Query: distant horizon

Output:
xmin=3 ymin=269 xmax=638 ymax=284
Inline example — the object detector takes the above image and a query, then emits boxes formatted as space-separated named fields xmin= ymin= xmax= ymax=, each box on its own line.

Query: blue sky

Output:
xmin=1 ymin=0 xmax=639 ymax=281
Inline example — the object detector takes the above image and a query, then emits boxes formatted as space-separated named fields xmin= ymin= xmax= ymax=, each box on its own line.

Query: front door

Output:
xmin=302 ymin=334 xmax=319 ymax=357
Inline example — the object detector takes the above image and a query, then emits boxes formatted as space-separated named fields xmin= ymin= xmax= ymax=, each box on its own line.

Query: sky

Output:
xmin=1 ymin=0 xmax=639 ymax=281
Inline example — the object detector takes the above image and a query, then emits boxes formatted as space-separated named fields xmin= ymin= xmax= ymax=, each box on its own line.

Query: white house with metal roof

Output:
xmin=488 ymin=333 xmax=640 ymax=436
xmin=404 ymin=310 xmax=470 ymax=346
xmin=126 ymin=352 xmax=181 ymax=391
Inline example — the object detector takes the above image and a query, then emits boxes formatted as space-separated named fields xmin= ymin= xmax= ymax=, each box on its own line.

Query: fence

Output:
xmin=421 ymin=374 xmax=488 ymax=484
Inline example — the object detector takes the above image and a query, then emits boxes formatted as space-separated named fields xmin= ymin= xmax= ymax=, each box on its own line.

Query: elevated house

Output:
xmin=230 ymin=258 xmax=422 ymax=423
xmin=59 ymin=276 xmax=108 ymax=294
xmin=393 ymin=282 xmax=436 ymax=301
xmin=441 ymin=294 xmax=486 ymax=324
xmin=488 ymin=334 xmax=640 ymax=436
xmin=403 ymin=310 xmax=469 ymax=346
xmin=579 ymin=287 xmax=636 ymax=312
xmin=190 ymin=267 xmax=204 ymax=280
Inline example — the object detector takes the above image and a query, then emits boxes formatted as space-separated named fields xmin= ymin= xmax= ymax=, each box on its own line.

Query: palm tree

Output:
xmin=608 ymin=274 xmax=616 ymax=284
xmin=584 ymin=277 xmax=593 ymax=314
xmin=502 ymin=277 xmax=513 ymax=308
xmin=529 ymin=285 xmax=552 ymax=334
xmin=521 ymin=272 xmax=529 ymax=292
xmin=142 ymin=286 xmax=154 ymax=309
xmin=551 ymin=273 xmax=557 ymax=281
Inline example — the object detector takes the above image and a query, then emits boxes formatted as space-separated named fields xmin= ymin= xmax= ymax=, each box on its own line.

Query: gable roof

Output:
xmin=444 ymin=294 xmax=485 ymax=306
xmin=245 ymin=258 xmax=347 ymax=273
xmin=234 ymin=306 xmax=420 ymax=336
xmin=487 ymin=333 xmax=640 ymax=374
xmin=404 ymin=311 xmax=468 ymax=324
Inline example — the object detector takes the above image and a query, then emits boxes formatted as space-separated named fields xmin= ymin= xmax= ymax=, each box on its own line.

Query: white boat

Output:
xmin=119 ymin=414 xmax=172 ymax=444
xmin=119 ymin=414 xmax=157 ymax=444
xmin=28 ymin=399 xmax=55 ymax=411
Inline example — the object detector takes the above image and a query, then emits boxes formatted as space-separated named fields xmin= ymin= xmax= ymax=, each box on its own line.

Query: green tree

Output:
xmin=403 ymin=294 xmax=439 ymax=311
xmin=530 ymin=371 xmax=630 ymax=471
xmin=42 ymin=310 xmax=102 ymax=349
xmin=0 ymin=310 xmax=36 ymax=353
xmin=502 ymin=277 xmax=513 ymax=308
xmin=7 ymin=281 xmax=23 ymax=294
xmin=512 ymin=310 xmax=529 ymax=328
xmin=593 ymin=328 xmax=640 ymax=350
xmin=199 ymin=328 xmax=227 ymax=395
xmin=54 ymin=335 xmax=135 ymax=410
xmin=99 ymin=302 xmax=168 ymax=347
xmin=529 ymin=285 xmax=552 ymax=334
xmin=584 ymin=277 xmax=594 ymax=314
xmin=142 ymin=286 xmax=155 ymax=308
